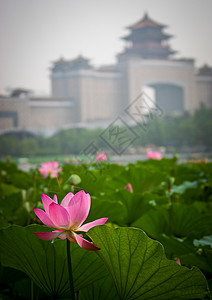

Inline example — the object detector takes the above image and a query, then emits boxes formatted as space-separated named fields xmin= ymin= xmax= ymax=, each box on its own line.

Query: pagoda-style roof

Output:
xmin=71 ymin=54 xmax=90 ymax=63
xmin=122 ymin=31 xmax=173 ymax=42
xmin=119 ymin=12 xmax=176 ymax=60
xmin=69 ymin=54 xmax=92 ymax=70
xmin=127 ymin=12 xmax=166 ymax=30
xmin=52 ymin=57 xmax=67 ymax=63
xmin=197 ymin=64 xmax=212 ymax=77
xmin=51 ymin=55 xmax=92 ymax=72
xmin=121 ymin=45 xmax=176 ymax=60
xmin=52 ymin=55 xmax=90 ymax=65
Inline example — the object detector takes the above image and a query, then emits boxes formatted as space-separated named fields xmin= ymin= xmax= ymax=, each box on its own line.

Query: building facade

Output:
xmin=0 ymin=13 xmax=212 ymax=135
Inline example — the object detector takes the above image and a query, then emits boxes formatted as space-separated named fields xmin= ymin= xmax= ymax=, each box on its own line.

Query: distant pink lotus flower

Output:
xmin=95 ymin=153 xmax=107 ymax=161
xmin=125 ymin=183 xmax=133 ymax=193
xmin=38 ymin=161 xmax=62 ymax=178
xmin=147 ymin=151 xmax=162 ymax=160
xmin=34 ymin=191 xmax=108 ymax=251
xmin=176 ymin=258 xmax=181 ymax=265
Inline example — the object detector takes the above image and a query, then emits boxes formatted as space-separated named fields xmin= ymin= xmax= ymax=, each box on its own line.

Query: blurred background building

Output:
xmin=0 ymin=13 xmax=212 ymax=136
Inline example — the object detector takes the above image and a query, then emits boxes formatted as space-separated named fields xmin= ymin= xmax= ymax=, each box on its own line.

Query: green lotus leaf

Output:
xmin=0 ymin=225 xmax=106 ymax=298
xmin=88 ymin=225 xmax=208 ymax=300
xmin=79 ymin=275 xmax=119 ymax=300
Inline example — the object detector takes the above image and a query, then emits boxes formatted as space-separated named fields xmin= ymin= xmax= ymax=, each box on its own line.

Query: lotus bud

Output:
xmin=125 ymin=183 xmax=133 ymax=193
xmin=69 ymin=174 xmax=81 ymax=185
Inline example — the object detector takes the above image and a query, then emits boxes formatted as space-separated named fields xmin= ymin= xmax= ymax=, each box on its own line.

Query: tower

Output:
xmin=117 ymin=12 xmax=197 ymax=115
xmin=120 ymin=12 xmax=176 ymax=59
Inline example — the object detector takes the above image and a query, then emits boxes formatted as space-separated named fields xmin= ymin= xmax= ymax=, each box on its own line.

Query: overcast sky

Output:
xmin=0 ymin=0 xmax=212 ymax=96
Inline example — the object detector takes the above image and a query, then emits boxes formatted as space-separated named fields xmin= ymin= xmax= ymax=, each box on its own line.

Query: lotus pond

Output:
xmin=0 ymin=158 xmax=212 ymax=299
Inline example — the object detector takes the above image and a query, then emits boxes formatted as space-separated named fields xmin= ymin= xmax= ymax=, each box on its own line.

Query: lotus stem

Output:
xmin=31 ymin=279 xmax=33 ymax=300
xmin=66 ymin=239 xmax=75 ymax=300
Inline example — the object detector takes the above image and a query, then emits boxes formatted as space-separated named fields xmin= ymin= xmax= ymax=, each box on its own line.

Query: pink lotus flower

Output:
xmin=38 ymin=161 xmax=62 ymax=178
xmin=125 ymin=183 xmax=133 ymax=193
xmin=95 ymin=153 xmax=107 ymax=162
xmin=176 ymin=258 xmax=181 ymax=265
xmin=147 ymin=151 xmax=162 ymax=160
xmin=34 ymin=191 xmax=108 ymax=251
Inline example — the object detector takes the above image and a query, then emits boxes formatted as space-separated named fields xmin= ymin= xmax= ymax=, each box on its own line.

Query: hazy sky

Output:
xmin=0 ymin=0 xmax=212 ymax=96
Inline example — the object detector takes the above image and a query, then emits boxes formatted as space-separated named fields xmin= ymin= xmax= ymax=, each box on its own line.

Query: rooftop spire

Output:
xmin=143 ymin=10 xmax=148 ymax=19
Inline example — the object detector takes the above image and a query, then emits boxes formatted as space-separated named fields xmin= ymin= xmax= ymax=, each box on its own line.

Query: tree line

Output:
xmin=0 ymin=106 xmax=212 ymax=157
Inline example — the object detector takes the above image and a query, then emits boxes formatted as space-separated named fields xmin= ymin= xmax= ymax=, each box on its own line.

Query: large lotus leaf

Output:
xmin=0 ymin=188 xmax=22 ymax=216
xmin=62 ymin=163 xmax=119 ymax=195
xmin=158 ymin=234 xmax=195 ymax=258
xmin=96 ymin=163 xmax=126 ymax=187
xmin=0 ymin=182 xmax=19 ymax=196
xmin=0 ymin=190 xmax=29 ymax=227
xmin=158 ymin=234 xmax=212 ymax=274
xmin=0 ymin=225 xmax=107 ymax=298
xmin=170 ymin=204 xmax=212 ymax=237
xmin=95 ymin=191 xmax=167 ymax=226
xmin=180 ymin=251 xmax=212 ymax=274
xmin=141 ymin=192 xmax=168 ymax=206
xmin=133 ymin=204 xmax=212 ymax=239
xmin=0 ymin=161 xmax=18 ymax=173
xmin=174 ymin=163 xmax=204 ymax=185
xmin=67 ymin=165 xmax=108 ymax=195
xmin=177 ymin=182 xmax=212 ymax=205
xmin=120 ymin=192 xmax=151 ymax=225
xmin=10 ymin=171 xmax=33 ymax=189
xmin=75 ymin=163 xmax=126 ymax=195
xmin=86 ymin=197 xmax=127 ymax=225
xmin=193 ymin=201 xmax=212 ymax=214
xmin=0 ymin=161 xmax=33 ymax=189
xmin=79 ymin=275 xmax=119 ymax=300
xmin=119 ymin=192 xmax=168 ymax=225
xmin=80 ymin=163 xmax=166 ymax=196
xmin=141 ymin=158 xmax=176 ymax=172
xmin=120 ymin=164 xmax=166 ymax=194
xmin=132 ymin=206 xmax=169 ymax=239
xmin=0 ymin=265 xmax=27 ymax=286
xmin=60 ymin=164 xmax=77 ymax=179
xmin=88 ymin=225 xmax=208 ymax=300
xmin=99 ymin=190 xmax=153 ymax=226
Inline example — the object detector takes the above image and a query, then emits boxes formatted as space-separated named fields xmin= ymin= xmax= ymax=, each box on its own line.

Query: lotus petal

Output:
xmin=34 ymin=209 xmax=55 ymax=228
xmin=74 ymin=233 xmax=100 ymax=251
xmin=67 ymin=190 xmax=91 ymax=229
xmin=78 ymin=218 xmax=108 ymax=232
xmin=34 ymin=230 xmax=62 ymax=240
xmin=49 ymin=203 xmax=70 ymax=229
xmin=41 ymin=194 xmax=56 ymax=214
xmin=60 ymin=192 xmax=74 ymax=207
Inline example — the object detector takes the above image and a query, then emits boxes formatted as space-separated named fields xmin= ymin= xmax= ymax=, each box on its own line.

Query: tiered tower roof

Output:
xmin=127 ymin=12 xmax=166 ymax=30
xmin=120 ymin=12 xmax=176 ymax=60
xmin=51 ymin=55 xmax=92 ymax=73
xmin=197 ymin=64 xmax=212 ymax=77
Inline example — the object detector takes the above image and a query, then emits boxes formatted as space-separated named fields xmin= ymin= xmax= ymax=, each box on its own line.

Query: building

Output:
xmin=0 ymin=13 xmax=212 ymax=135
